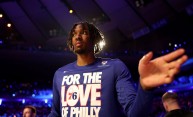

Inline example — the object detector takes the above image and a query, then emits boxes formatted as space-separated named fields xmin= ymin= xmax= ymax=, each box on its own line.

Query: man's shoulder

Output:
xmin=165 ymin=109 xmax=193 ymax=117
xmin=184 ymin=110 xmax=193 ymax=117
xmin=99 ymin=57 xmax=123 ymax=63
xmin=56 ymin=61 xmax=76 ymax=72
xmin=97 ymin=58 xmax=127 ymax=69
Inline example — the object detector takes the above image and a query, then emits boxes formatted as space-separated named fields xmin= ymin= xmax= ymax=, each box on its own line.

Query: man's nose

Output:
xmin=75 ymin=33 xmax=82 ymax=40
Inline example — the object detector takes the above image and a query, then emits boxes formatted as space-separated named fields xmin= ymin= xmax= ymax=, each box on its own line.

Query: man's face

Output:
xmin=72 ymin=24 xmax=92 ymax=54
xmin=23 ymin=108 xmax=35 ymax=117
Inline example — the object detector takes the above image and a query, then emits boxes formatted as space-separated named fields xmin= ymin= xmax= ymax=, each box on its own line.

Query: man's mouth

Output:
xmin=75 ymin=41 xmax=82 ymax=47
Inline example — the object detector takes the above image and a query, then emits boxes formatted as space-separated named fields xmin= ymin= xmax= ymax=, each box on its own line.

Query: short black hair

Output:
xmin=24 ymin=105 xmax=36 ymax=114
xmin=67 ymin=22 xmax=104 ymax=54
xmin=162 ymin=92 xmax=178 ymax=102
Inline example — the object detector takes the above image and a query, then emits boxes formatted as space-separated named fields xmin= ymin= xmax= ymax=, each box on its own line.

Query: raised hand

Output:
xmin=138 ymin=48 xmax=188 ymax=90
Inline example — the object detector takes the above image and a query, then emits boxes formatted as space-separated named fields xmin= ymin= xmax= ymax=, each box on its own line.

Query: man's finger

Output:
xmin=163 ymin=48 xmax=186 ymax=62
xmin=140 ymin=51 xmax=153 ymax=65
xmin=168 ymin=55 xmax=187 ymax=69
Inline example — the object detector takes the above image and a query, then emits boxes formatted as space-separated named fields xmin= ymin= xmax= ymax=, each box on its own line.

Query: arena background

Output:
xmin=0 ymin=0 xmax=193 ymax=116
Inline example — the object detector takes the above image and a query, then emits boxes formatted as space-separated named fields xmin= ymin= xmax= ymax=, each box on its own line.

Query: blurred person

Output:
xmin=23 ymin=105 xmax=36 ymax=117
xmin=48 ymin=22 xmax=188 ymax=117
xmin=188 ymin=101 xmax=193 ymax=111
xmin=162 ymin=92 xmax=193 ymax=117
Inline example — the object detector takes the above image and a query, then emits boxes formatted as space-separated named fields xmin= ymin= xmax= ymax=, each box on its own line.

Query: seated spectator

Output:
xmin=162 ymin=92 xmax=193 ymax=117
xmin=23 ymin=105 xmax=36 ymax=117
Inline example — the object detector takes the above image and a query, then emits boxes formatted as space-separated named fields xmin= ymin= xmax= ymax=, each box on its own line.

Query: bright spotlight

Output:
xmin=0 ymin=14 xmax=3 ymax=18
xmin=7 ymin=23 xmax=11 ymax=28
xmin=69 ymin=9 xmax=73 ymax=14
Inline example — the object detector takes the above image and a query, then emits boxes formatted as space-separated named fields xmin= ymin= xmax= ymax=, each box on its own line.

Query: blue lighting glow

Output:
xmin=167 ymin=90 xmax=174 ymax=92
xmin=34 ymin=90 xmax=52 ymax=99
xmin=0 ymin=99 xmax=2 ymax=105
xmin=181 ymin=58 xmax=193 ymax=71
xmin=22 ymin=99 xmax=25 ymax=104
xmin=32 ymin=94 xmax=35 ymax=97
xmin=12 ymin=93 xmax=16 ymax=97
xmin=44 ymin=99 xmax=48 ymax=103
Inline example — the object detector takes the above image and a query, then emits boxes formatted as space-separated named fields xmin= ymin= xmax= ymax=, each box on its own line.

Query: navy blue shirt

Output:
xmin=48 ymin=58 xmax=154 ymax=117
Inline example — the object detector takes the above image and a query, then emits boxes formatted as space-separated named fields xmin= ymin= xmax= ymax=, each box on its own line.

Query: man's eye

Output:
xmin=72 ymin=33 xmax=77 ymax=37
xmin=82 ymin=31 xmax=88 ymax=35
xmin=72 ymin=30 xmax=88 ymax=36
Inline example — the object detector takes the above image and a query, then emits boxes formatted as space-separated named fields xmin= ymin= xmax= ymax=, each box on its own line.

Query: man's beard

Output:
xmin=74 ymin=48 xmax=87 ymax=54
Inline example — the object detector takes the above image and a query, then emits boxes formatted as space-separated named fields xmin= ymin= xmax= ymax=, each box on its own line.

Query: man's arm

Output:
xmin=115 ymin=60 xmax=154 ymax=117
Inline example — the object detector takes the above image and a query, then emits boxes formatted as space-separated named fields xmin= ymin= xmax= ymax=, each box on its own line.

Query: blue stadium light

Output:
xmin=34 ymin=90 xmax=53 ymax=99
xmin=0 ymin=99 xmax=2 ymax=105
xmin=181 ymin=58 xmax=193 ymax=71
xmin=44 ymin=99 xmax=48 ymax=103
xmin=32 ymin=94 xmax=35 ymax=97
xmin=12 ymin=93 xmax=16 ymax=97
xmin=48 ymin=104 xmax=51 ymax=107
xmin=22 ymin=99 xmax=25 ymax=104
xmin=167 ymin=90 xmax=174 ymax=92
xmin=0 ymin=40 xmax=3 ymax=44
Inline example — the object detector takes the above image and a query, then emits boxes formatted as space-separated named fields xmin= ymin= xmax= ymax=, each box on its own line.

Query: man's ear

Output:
xmin=163 ymin=102 xmax=168 ymax=112
xmin=165 ymin=103 xmax=169 ymax=112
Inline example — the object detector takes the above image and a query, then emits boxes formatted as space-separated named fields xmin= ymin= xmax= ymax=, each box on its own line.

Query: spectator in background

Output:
xmin=23 ymin=105 xmax=36 ymax=117
xmin=162 ymin=92 xmax=193 ymax=117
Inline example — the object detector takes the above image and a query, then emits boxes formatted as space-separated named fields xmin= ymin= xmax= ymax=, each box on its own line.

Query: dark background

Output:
xmin=1 ymin=1 xmax=193 ymax=116
xmin=0 ymin=0 xmax=193 ymax=82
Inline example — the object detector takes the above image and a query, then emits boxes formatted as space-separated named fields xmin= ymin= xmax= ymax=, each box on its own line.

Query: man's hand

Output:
xmin=138 ymin=48 xmax=188 ymax=90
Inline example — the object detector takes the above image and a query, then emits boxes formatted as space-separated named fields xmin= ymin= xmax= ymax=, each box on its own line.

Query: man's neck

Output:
xmin=168 ymin=104 xmax=181 ymax=112
xmin=76 ymin=53 xmax=96 ymax=66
